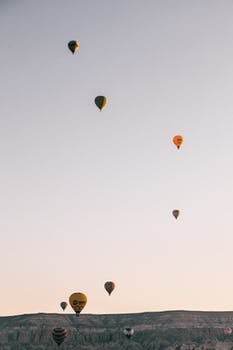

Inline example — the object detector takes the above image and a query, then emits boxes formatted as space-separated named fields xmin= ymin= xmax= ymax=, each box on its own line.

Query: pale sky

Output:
xmin=1 ymin=0 xmax=233 ymax=316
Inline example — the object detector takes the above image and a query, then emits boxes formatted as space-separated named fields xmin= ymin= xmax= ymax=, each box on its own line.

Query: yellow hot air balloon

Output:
xmin=68 ymin=40 xmax=79 ymax=54
xmin=95 ymin=96 xmax=108 ymax=111
xmin=173 ymin=135 xmax=184 ymax=149
xmin=172 ymin=209 xmax=180 ymax=219
xmin=69 ymin=292 xmax=87 ymax=316
xmin=104 ymin=281 xmax=115 ymax=296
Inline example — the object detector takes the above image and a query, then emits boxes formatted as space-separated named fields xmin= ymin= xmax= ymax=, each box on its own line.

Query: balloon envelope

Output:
xmin=173 ymin=135 xmax=184 ymax=149
xmin=104 ymin=281 xmax=115 ymax=295
xmin=69 ymin=292 xmax=87 ymax=315
xmin=224 ymin=327 xmax=232 ymax=335
xmin=95 ymin=96 xmax=108 ymax=111
xmin=60 ymin=301 xmax=67 ymax=311
xmin=172 ymin=209 xmax=180 ymax=219
xmin=123 ymin=327 xmax=134 ymax=339
xmin=68 ymin=40 xmax=79 ymax=54
xmin=52 ymin=327 xmax=67 ymax=345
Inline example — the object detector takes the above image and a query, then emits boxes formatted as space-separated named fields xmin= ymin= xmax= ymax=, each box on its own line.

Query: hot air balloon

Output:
xmin=95 ymin=96 xmax=108 ymax=111
xmin=52 ymin=327 xmax=67 ymax=346
xmin=173 ymin=135 xmax=184 ymax=149
xmin=68 ymin=40 xmax=79 ymax=54
xmin=69 ymin=292 xmax=87 ymax=316
xmin=172 ymin=209 xmax=180 ymax=219
xmin=123 ymin=327 xmax=134 ymax=339
xmin=224 ymin=327 xmax=232 ymax=335
xmin=104 ymin=281 xmax=115 ymax=296
xmin=60 ymin=301 xmax=67 ymax=311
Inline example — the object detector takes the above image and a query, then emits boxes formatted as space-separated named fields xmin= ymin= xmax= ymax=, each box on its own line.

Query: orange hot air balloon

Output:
xmin=69 ymin=292 xmax=87 ymax=316
xmin=172 ymin=209 xmax=180 ymax=219
xmin=173 ymin=135 xmax=184 ymax=149
xmin=104 ymin=281 xmax=115 ymax=295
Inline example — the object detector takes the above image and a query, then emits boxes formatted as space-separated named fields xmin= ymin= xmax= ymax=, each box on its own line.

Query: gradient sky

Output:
xmin=1 ymin=0 xmax=233 ymax=316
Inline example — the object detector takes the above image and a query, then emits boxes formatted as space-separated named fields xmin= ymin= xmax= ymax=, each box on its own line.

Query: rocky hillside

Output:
xmin=1 ymin=311 xmax=233 ymax=349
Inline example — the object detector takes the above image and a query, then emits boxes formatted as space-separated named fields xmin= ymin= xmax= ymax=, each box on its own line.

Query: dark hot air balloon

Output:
xmin=68 ymin=40 xmax=79 ymax=54
xmin=60 ymin=301 xmax=67 ymax=311
xmin=95 ymin=96 xmax=108 ymax=111
xmin=172 ymin=209 xmax=180 ymax=219
xmin=104 ymin=281 xmax=115 ymax=295
xmin=123 ymin=327 xmax=134 ymax=339
xmin=52 ymin=327 xmax=67 ymax=346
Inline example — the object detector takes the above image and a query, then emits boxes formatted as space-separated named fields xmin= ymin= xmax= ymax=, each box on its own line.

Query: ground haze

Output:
xmin=1 ymin=310 xmax=233 ymax=349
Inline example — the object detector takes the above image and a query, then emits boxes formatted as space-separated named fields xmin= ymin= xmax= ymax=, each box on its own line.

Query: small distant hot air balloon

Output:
xmin=95 ymin=96 xmax=108 ymax=111
xmin=173 ymin=135 xmax=184 ymax=149
xmin=60 ymin=301 xmax=67 ymax=311
xmin=224 ymin=327 xmax=232 ymax=335
xmin=69 ymin=292 xmax=87 ymax=316
xmin=104 ymin=281 xmax=115 ymax=296
xmin=123 ymin=327 xmax=134 ymax=339
xmin=52 ymin=327 xmax=67 ymax=346
xmin=172 ymin=209 xmax=180 ymax=219
xmin=68 ymin=40 xmax=79 ymax=54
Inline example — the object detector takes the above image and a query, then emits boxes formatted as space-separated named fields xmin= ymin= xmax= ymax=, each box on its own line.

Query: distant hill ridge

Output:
xmin=1 ymin=310 xmax=233 ymax=349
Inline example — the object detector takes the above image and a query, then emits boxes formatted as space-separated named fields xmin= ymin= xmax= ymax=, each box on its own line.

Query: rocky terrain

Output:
xmin=1 ymin=311 xmax=233 ymax=349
